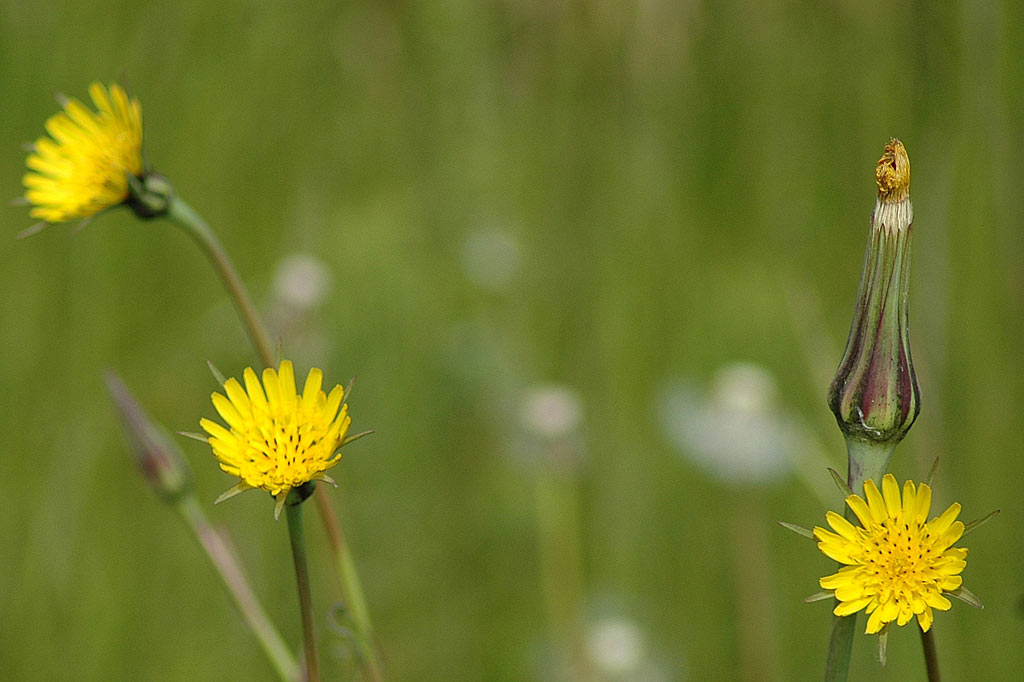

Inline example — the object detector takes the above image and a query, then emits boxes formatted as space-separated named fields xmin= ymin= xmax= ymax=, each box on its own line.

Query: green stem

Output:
xmin=313 ymin=489 xmax=383 ymax=681
xmin=287 ymin=499 xmax=320 ymax=682
xmin=177 ymin=494 xmax=300 ymax=682
xmin=823 ymin=438 xmax=896 ymax=682
xmin=843 ymin=439 xmax=895 ymax=494
xmin=166 ymin=195 xmax=276 ymax=367
xmin=534 ymin=471 xmax=590 ymax=679
xmin=920 ymin=626 xmax=941 ymax=682
xmin=822 ymin=612 xmax=857 ymax=682
xmin=731 ymin=493 xmax=777 ymax=682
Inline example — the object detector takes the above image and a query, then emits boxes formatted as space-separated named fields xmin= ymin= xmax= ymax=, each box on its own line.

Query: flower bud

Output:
xmin=106 ymin=371 xmax=191 ymax=501
xmin=827 ymin=139 xmax=920 ymax=446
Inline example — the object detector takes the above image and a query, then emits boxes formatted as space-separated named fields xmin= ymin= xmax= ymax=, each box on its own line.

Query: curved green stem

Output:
xmin=287 ymin=499 xmax=320 ymax=682
xmin=166 ymin=195 xmax=276 ymax=367
xmin=313 ymin=491 xmax=383 ymax=681
xmin=179 ymin=495 xmax=300 ymax=682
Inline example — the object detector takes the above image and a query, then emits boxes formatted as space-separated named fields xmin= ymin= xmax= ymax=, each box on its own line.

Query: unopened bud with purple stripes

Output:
xmin=827 ymin=139 xmax=920 ymax=448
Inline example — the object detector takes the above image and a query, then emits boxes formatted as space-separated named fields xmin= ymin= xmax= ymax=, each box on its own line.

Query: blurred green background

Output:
xmin=2 ymin=1 xmax=1022 ymax=680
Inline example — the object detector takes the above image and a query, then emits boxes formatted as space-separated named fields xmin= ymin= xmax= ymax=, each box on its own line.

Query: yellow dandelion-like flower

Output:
xmin=23 ymin=82 xmax=144 ymax=223
xmin=200 ymin=361 xmax=351 ymax=515
xmin=814 ymin=474 xmax=968 ymax=635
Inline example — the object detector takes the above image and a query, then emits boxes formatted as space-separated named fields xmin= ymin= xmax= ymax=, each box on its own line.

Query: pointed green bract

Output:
xmin=207 ymin=359 xmax=228 ymax=387
xmin=778 ymin=521 xmax=815 ymax=540
xmin=962 ymin=509 xmax=1000 ymax=537
xmin=215 ymin=481 xmax=254 ymax=505
xmin=948 ymin=586 xmax=984 ymax=610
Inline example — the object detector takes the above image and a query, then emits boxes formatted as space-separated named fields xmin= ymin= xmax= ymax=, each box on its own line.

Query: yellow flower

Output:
xmin=200 ymin=361 xmax=351 ymax=513
xmin=814 ymin=474 xmax=968 ymax=635
xmin=23 ymin=82 xmax=143 ymax=223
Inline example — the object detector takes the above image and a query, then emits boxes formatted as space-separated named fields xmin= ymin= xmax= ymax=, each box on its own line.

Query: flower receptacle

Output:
xmin=127 ymin=172 xmax=174 ymax=219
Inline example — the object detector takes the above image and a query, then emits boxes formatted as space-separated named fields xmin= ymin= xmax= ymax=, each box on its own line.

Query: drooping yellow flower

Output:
xmin=200 ymin=361 xmax=350 ymax=513
xmin=23 ymin=82 xmax=144 ymax=223
xmin=814 ymin=474 xmax=968 ymax=634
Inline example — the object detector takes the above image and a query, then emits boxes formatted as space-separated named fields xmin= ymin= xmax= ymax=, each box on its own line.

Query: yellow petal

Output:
xmin=302 ymin=367 xmax=323 ymax=409
xmin=277 ymin=360 xmax=297 ymax=406
xmin=901 ymin=479 xmax=917 ymax=519
xmin=825 ymin=511 xmax=859 ymax=541
xmin=929 ymin=502 xmax=962 ymax=537
xmin=865 ymin=608 xmax=886 ymax=634
xmin=89 ymin=82 xmax=114 ymax=118
xmin=200 ymin=418 xmax=232 ymax=441
xmin=846 ymin=494 xmax=874 ymax=528
xmin=262 ymin=366 xmax=281 ymax=406
xmin=881 ymin=474 xmax=902 ymax=518
xmin=325 ymin=385 xmax=345 ymax=420
xmin=924 ymin=592 xmax=951 ymax=611
xmin=834 ymin=584 xmax=866 ymax=602
xmin=916 ymin=608 xmax=933 ymax=632
xmin=223 ymin=378 xmax=252 ymax=419
xmin=834 ymin=597 xmax=872 ymax=617
xmin=817 ymin=544 xmax=856 ymax=565
xmin=212 ymin=392 xmax=245 ymax=431
xmin=243 ymin=367 xmax=268 ymax=411
xmin=863 ymin=479 xmax=887 ymax=523
xmin=938 ymin=575 xmax=963 ymax=591
xmin=109 ymin=84 xmax=134 ymax=126
xmin=63 ymin=100 xmax=103 ymax=138
xmin=812 ymin=526 xmax=841 ymax=544
xmin=913 ymin=482 xmax=932 ymax=522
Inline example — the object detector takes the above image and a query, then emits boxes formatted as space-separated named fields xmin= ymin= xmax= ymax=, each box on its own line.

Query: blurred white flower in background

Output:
xmin=271 ymin=253 xmax=332 ymax=312
xmin=520 ymin=384 xmax=584 ymax=441
xmin=461 ymin=226 xmax=521 ymax=292
xmin=657 ymin=362 xmax=803 ymax=487
xmin=587 ymin=616 xmax=646 ymax=676
xmin=584 ymin=615 xmax=673 ymax=682
xmin=516 ymin=384 xmax=586 ymax=473
xmin=267 ymin=253 xmax=333 ymax=362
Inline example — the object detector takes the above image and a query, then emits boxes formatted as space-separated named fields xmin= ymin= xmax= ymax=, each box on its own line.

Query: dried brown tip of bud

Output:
xmin=875 ymin=138 xmax=910 ymax=202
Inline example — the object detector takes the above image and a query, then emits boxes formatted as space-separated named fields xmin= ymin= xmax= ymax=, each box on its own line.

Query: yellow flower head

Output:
xmin=23 ymin=82 xmax=144 ymax=223
xmin=200 ymin=361 xmax=351 ymax=511
xmin=814 ymin=474 xmax=968 ymax=635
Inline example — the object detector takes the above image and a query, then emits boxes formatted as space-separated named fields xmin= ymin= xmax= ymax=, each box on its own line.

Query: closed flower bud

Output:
xmin=106 ymin=372 xmax=191 ymax=502
xmin=827 ymin=139 xmax=920 ymax=447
